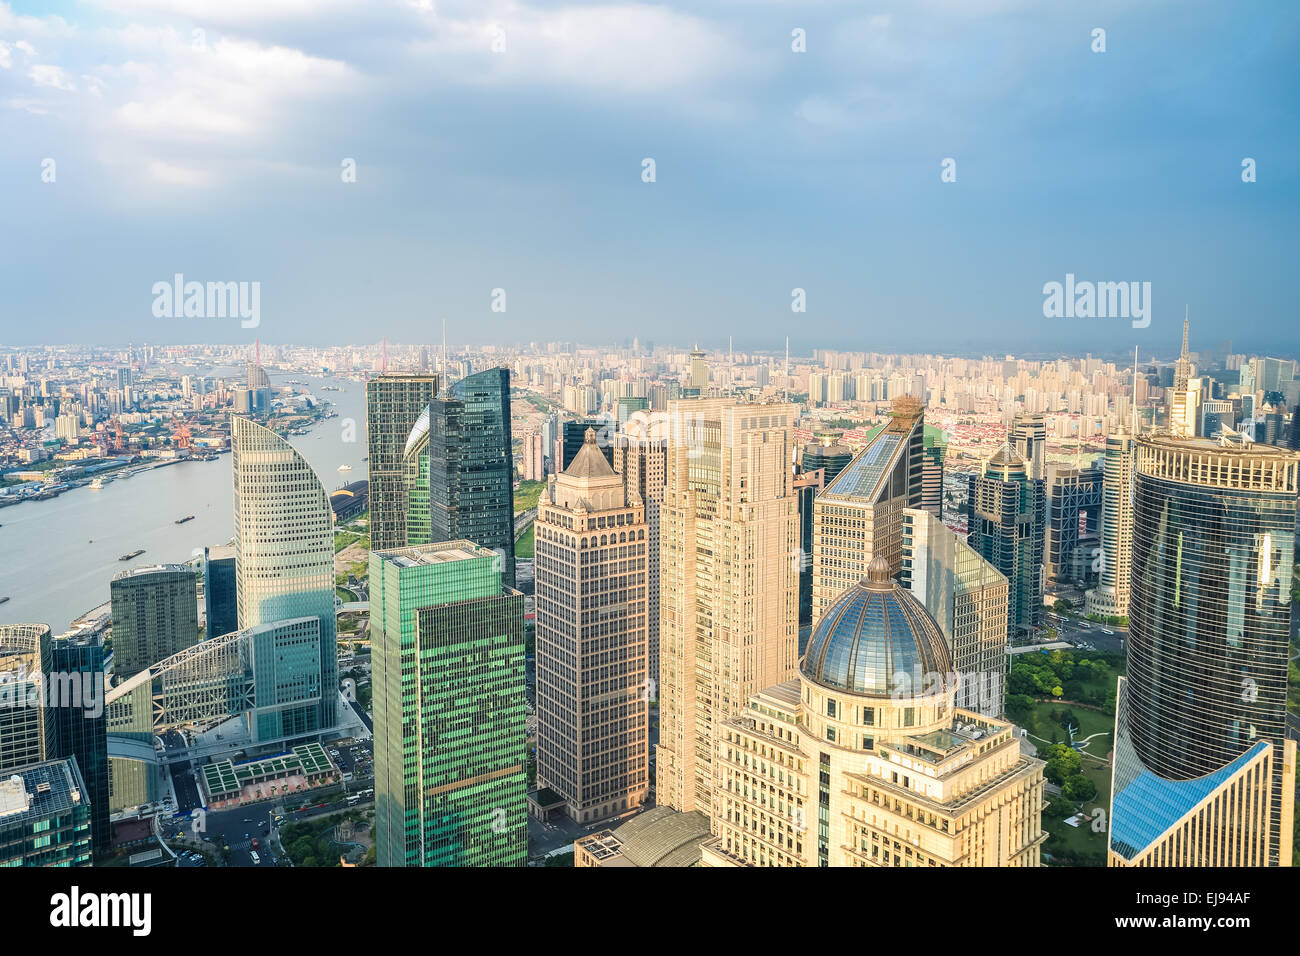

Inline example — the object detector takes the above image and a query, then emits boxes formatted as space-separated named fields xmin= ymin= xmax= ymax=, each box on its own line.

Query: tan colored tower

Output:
xmin=614 ymin=424 xmax=668 ymax=689
xmin=655 ymin=398 xmax=799 ymax=818
xmin=535 ymin=429 xmax=650 ymax=824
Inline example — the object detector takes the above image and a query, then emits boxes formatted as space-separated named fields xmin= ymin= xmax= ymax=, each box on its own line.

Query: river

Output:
xmin=0 ymin=374 xmax=369 ymax=633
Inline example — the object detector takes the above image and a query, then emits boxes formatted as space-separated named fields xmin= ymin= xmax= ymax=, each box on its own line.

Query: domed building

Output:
xmin=703 ymin=557 xmax=1046 ymax=867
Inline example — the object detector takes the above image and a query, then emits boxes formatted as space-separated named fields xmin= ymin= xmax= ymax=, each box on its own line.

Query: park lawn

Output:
xmin=1024 ymin=700 xmax=1115 ymax=759
xmin=515 ymin=525 xmax=535 ymax=559
xmin=515 ymin=480 xmax=546 ymax=514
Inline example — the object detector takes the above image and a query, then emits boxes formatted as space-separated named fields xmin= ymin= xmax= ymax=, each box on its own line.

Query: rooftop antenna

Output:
xmin=785 ymin=335 xmax=790 ymax=401
xmin=254 ymin=337 xmax=259 ymax=367
xmin=1131 ymin=345 xmax=1139 ymax=436
xmin=381 ymin=336 xmax=388 ymax=374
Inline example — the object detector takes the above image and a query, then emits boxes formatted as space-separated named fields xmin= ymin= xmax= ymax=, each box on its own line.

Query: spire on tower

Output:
xmin=1174 ymin=306 xmax=1192 ymax=391
xmin=382 ymin=336 xmax=388 ymax=374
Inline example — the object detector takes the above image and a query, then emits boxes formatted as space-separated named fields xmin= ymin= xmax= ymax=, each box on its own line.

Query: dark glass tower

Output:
xmin=429 ymin=368 xmax=517 ymax=587
xmin=366 ymin=373 xmax=439 ymax=551
xmin=49 ymin=632 xmax=109 ymax=856
xmin=203 ymin=545 xmax=238 ymax=638
xmin=970 ymin=443 xmax=1046 ymax=640
xmin=1112 ymin=435 xmax=1299 ymax=865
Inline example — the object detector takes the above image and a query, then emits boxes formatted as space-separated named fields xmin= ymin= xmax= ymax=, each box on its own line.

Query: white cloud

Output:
xmin=29 ymin=63 xmax=76 ymax=91
xmin=146 ymin=159 xmax=213 ymax=186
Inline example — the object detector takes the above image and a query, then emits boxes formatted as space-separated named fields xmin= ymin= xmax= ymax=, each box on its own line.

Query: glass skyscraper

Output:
xmin=365 ymin=373 xmax=438 ymax=552
xmin=1109 ymin=435 xmax=1299 ymax=866
xmin=48 ymin=632 xmax=109 ymax=857
xmin=0 ymin=624 xmax=51 ymax=775
xmin=429 ymin=368 xmax=516 ymax=588
xmin=232 ymin=416 xmax=338 ymax=731
xmin=0 ymin=759 xmax=93 ymax=867
xmin=370 ymin=542 xmax=527 ymax=867
xmin=109 ymin=564 xmax=199 ymax=680
xmin=970 ymin=443 xmax=1046 ymax=641
xmin=203 ymin=545 xmax=238 ymax=639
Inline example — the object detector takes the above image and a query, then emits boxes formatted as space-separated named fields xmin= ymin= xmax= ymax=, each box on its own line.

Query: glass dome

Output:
xmin=801 ymin=556 xmax=951 ymax=697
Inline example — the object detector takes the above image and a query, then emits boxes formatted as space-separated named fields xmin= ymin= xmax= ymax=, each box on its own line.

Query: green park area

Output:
xmin=1006 ymin=649 xmax=1123 ymax=866
xmin=514 ymin=479 xmax=546 ymax=514
xmin=515 ymin=525 xmax=535 ymax=559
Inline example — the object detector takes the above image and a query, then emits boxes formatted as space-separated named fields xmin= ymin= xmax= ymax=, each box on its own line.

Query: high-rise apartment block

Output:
xmin=1084 ymin=432 xmax=1136 ymax=620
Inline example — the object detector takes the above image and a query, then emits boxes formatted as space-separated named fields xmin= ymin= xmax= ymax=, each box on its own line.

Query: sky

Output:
xmin=1 ymin=0 xmax=1297 ymax=358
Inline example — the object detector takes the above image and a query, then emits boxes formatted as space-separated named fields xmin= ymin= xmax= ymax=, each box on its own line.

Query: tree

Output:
xmin=1063 ymin=775 xmax=1098 ymax=803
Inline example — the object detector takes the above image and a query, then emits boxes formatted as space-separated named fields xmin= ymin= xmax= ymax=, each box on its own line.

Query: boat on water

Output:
xmin=0 ymin=597 xmax=9 ymax=605
xmin=119 ymin=549 xmax=146 ymax=561
xmin=175 ymin=515 xmax=196 ymax=524
xmin=89 ymin=478 xmax=105 ymax=490
xmin=338 ymin=464 xmax=353 ymax=472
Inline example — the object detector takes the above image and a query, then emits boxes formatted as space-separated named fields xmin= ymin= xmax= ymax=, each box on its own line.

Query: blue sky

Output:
xmin=1 ymin=0 xmax=1297 ymax=357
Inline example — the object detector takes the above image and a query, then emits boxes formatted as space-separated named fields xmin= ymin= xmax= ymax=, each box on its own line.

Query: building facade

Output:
xmin=1109 ymin=436 xmax=1299 ymax=867
xmin=0 ymin=759 xmax=93 ymax=867
xmin=429 ymin=369 xmax=517 ymax=588
xmin=365 ymin=373 xmax=439 ymax=552
xmin=705 ymin=559 xmax=1045 ymax=867
xmin=613 ymin=428 xmax=668 ymax=689
xmin=535 ymin=429 xmax=650 ymax=824
xmin=110 ymin=564 xmax=199 ymax=680
xmin=969 ymin=444 xmax=1046 ymax=641
xmin=1084 ymin=432 xmax=1136 ymax=620
xmin=656 ymin=399 xmax=799 ymax=818
xmin=0 ymin=624 xmax=51 ymax=774
xmin=370 ymin=542 xmax=527 ymax=867
xmin=48 ymin=632 xmax=109 ymax=856
xmin=232 ymin=415 xmax=338 ymax=732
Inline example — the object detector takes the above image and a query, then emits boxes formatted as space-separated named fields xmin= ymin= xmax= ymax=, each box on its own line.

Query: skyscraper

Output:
xmin=1084 ymin=432 xmax=1136 ymax=620
xmin=0 ymin=759 xmax=93 ymax=867
xmin=969 ymin=443 xmax=1046 ymax=641
xmin=535 ymin=429 xmax=650 ymax=825
xmin=1169 ymin=316 xmax=1201 ymax=438
xmin=612 ymin=426 xmax=668 ymax=690
xmin=689 ymin=345 xmax=707 ymax=391
xmin=109 ymin=565 xmax=199 ymax=680
xmin=1109 ymin=436 xmax=1299 ymax=867
xmin=429 ymin=368 xmax=516 ymax=588
xmin=811 ymin=399 xmax=925 ymax=622
xmin=0 ymin=624 xmax=51 ymax=774
xmin=48 ymin=631 xmax=109 ymax=856
xmin=1045 ymin=462 xmax=1103 ymax=584
xmin=370 ymin=542 xmax=527 ymax=867
xmin=900 ymin=508 xmax=1010 ymax=716
xmin=656 ymin=399 xmax=799 ymax=818
xmin=560 ymin=417 xmax=615 ymax=472
xmin=365 ymin=372 xmax=439 ymax=552
xmin=1011 ymin=413 xmax=1047 ymax=481
xmin=704 ymin=558 xmax=1045 ymax=867
xmin=232 ymin=415 xmax=338 ymax=731
xmin=203 ymin=544 xmax=238 ymax=639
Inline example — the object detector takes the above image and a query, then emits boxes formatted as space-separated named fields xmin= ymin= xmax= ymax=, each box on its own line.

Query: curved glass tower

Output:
xmin=1110 ymin=435 xmax=1299 ymax=866
xmin=232 ymin=416 xmax=338 ymax=730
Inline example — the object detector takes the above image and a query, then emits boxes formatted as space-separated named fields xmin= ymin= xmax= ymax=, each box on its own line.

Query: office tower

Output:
xmin=245 ymin=617 xmax=324 ymax=743
xmin=109 ymin=565 xmax=199 ymax=680
xmin=203 ymin=545 xmax=237 ymax=638
xmin=1290 ymin=407 xmax=1300 ymax=451
xmin=403 ymin=406 xmax=432 ymax=546
xmin=0 ymin=759 xmax=93 ymax=867
xmin=616 ymin=396 xmax=649 ymax=429
xmin=689 ymin=345 xmax=707 ymax=390
xmin=48 ymin=632 xmax=108 ymax=856
xmin=614 ymin=429 xmax=668 ymax=689
xmin=521 ymin=430 xmax=545 ymax=482
xmin=800 ymin=431 xmax=853 ymax=486
xmin=0 ymin=624 xmax=51 ymax=773
xmin=811 ymin=399 xmax=925 ymax=622
xmin=1044 ymin=462 xmax=1103 ymax=584
xmin=560 ymin=418 xmax=615 ymax=472
xmin=1084 ymin=432 xmax=1136 ymax=620
xmin=1011 ymin=413 xmax=1047 ymax=480
xmin=656 ymin=399 xmax=799 ymax=818
xmin=793 ymin=469 xmax=825 ymax=629
xmin=920 ymin=436 xmax=946 ymax=518
xmin=370 ymin=542 xmax=527 ymax=867
xmin=232 ymin=415 xmax=338 ymax=730
xmin=429 ymin=368 xmax=517 ymax=588
xmin=1109 ymin=436 xmax=1299 ymax=867
xmin=901 ymin=508 xmax=1010 ymax=716
xmin=535 ymin=429 xmax=650 ymax=824
xmin=1200 ymin=399 xmax=1235 ymax=439
xmin=969 ymin=444 xmax=1046 ymax=640
xmin=1260 ymin=405 xmax=1285 ymax=446
xmin=246 ymin=361 xmax=271 ymax=413
xmin=365 ymin=372 xmax=438 ymax=551
xmin=704 ymin=558 xmax=1045 ymax=867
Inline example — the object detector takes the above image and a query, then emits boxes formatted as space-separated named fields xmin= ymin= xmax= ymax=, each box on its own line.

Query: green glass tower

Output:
xmin=370 ymin=542 xmax=527 ymax=867
xmin=366 ymin=373 xmax=438 ymax=552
